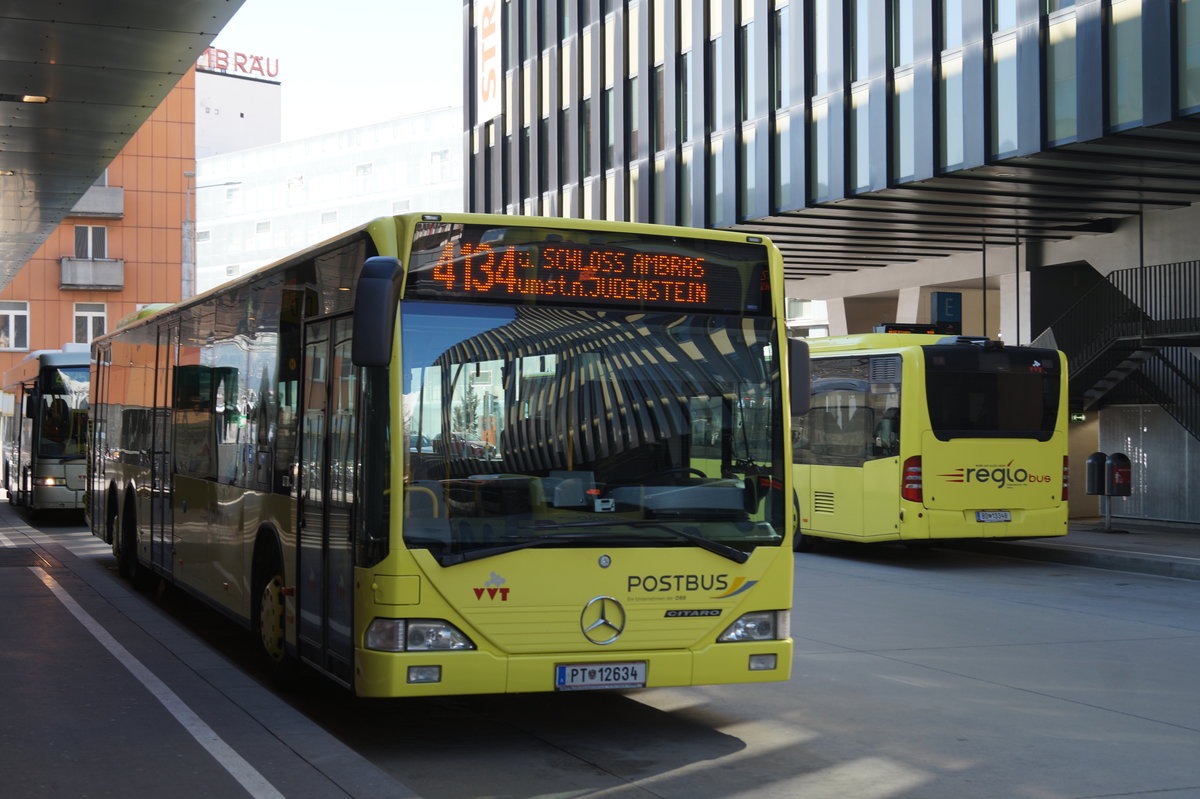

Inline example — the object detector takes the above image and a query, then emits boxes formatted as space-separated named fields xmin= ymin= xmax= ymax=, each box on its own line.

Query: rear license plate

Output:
xmin=976 ymin=511 xmax=1012 ymax=523
xmin=555 ymin=661 xmax=646 ymax=691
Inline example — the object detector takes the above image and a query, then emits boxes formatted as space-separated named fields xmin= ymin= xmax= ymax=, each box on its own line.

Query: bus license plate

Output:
xmin=976 ymin=511 xmax=1012 ymax=523
xmin=555 ymin=661 xmax=646 ymax=691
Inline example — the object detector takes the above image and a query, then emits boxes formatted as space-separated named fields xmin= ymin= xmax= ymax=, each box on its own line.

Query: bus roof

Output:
xmin=801 ymin=333 xmax=956 ymax=353
xmin=2 ymin=345 xmax=90 ymax=390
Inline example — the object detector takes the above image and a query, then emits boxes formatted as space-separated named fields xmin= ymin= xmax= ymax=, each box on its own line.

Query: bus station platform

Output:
xmin=949 ymin=517 xmax=1200 ymax=582
xmin=0 ymin=502 xmax=418 ymax=799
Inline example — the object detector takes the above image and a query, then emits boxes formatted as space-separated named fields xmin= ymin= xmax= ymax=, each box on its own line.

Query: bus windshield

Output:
xmin=400 ymin=302 xmax=784 ymax=561
xmin=38 ymin=366 xmax=89 ymax=458
xmin=923 ymin=345 xmax=1061 ymax=441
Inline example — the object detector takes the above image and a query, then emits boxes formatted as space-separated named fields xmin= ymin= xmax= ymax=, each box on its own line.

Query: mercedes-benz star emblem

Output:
xmin=580 ymin=595 xmax=626 ymax=645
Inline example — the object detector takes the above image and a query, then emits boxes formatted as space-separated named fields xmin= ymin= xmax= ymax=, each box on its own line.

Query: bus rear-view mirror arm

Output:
xmin=352 ymin=256 xmax=403 ymax=367
xmin=788 ymin=338 xmax=810 ymax=416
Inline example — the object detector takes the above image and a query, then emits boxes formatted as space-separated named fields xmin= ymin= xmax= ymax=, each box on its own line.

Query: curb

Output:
xmin=951 ymin=539 xmax=1200 ymax=581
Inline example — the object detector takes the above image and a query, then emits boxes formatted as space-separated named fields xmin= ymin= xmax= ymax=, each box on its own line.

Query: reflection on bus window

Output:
xmin=793 ymin=356 xmax=902 ymax=466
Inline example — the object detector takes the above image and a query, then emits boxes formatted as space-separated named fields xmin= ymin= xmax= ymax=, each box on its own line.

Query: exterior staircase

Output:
xmin=1031 ymin=260 xmax=1200 ymax=442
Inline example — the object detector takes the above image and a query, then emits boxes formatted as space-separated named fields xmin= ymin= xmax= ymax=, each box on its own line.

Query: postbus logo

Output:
xmin=938 ymin=460 xmax=1053 ymax=489
xmin=626 ymin=574 xmax=758 ymax=598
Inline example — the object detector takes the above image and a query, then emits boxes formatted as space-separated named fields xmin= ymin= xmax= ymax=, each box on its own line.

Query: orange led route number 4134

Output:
xmin=87 ymin=212 xmax=810 ymax=697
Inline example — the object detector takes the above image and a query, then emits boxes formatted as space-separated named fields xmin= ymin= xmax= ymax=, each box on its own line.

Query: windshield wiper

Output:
xmin=434 ymin=519 xmax=749 ymax=566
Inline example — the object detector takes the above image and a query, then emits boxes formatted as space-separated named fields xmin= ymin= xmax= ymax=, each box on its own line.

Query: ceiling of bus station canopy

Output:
xmin=735 ymin=119 xmax=1200 ymax=281
xmin=0 ymin=0 xmax=244 ymax=292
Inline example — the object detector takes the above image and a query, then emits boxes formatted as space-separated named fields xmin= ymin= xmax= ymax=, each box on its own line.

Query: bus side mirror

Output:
xmin=352 ymin=256 xmax=403 ymax=368
xmin=788 ymin=338 xmax=811 ymax=416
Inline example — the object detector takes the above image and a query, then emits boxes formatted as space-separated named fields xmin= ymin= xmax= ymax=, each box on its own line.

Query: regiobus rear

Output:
xmin=791 ymin=334 xmax=1068 ymax=548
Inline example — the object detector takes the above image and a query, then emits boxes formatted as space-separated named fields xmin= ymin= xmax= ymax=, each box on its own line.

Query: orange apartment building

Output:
xmin=0 ymin=69 xmax=195 ymax=377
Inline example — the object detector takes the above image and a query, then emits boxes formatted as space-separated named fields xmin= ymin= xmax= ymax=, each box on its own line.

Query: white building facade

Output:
xmin=195 ymin=106 xmax=463 ymax=292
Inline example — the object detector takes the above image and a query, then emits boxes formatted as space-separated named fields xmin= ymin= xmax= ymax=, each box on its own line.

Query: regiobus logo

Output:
xmin=938 ymin=460 xmax=1054 ymax=489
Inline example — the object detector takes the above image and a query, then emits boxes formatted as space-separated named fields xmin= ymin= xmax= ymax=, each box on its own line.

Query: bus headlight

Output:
xmin=37 ymin=477 xmax=67 ymax=487
xmin=365 ymin=618 xmax=476 ymax=652
xmin=718 ymin=611 xmax=785 ymax=642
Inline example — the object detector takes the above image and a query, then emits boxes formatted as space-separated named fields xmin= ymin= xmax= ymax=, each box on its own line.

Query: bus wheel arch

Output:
xmin=251 ymin=528 xmax=291 ymax=670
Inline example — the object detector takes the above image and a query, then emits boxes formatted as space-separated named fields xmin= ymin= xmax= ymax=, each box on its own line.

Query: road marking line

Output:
xmin=29 ymin=566 xmax=285 ymax=799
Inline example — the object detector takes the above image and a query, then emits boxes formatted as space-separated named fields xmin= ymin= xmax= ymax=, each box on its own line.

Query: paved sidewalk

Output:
xmin=952 ymin=517 xmax=1200 ymax=581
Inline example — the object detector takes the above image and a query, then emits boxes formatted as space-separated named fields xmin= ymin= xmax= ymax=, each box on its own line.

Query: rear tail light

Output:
xmin=901 ymin=456 xmax=923 ymax=503
xmin=1062 ymin=455 xmax=1069 ymax=501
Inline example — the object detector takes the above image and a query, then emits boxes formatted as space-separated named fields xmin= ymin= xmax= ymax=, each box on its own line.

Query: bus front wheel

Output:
xmin=252 ymin=545 xmax=297 ymax=685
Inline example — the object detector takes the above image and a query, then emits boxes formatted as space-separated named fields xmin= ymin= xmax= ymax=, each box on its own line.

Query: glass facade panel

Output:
xmin=680 ymin=143 xmax=694 ymax=226
xmin=1181 ymin=0 xmax=1200 ymax=111
xmin=739 ymin=126 xmax=757 ymax=214
xmin=739 ymin=21 xmax=759 ymax=120
xmin=1047 ymin=15 xmax=1077 ymax=143
xmin=990 ymin=35 xmax=1018 ymax=157
xmin=813 ymin=0 xmax=831 ymax=95
xmin=892 ymin=71 xmax=914 ymax=181
xmin=942 ymin=0 xmax=962 ymax=50
xmin=810 ymin=99 xmax=829 ymax=200
xmin=774 ymin=113 xmax=793 ymax=210
xmin=709 ymin=134 xmax=725 ymax=218
xmin=993 ymin=0 xmax=1017 ymax=31
xmin=853 ymin=0 xmax=871 ymax=81
xmin=774 ymin=4 xmax=791 ymax=108
xmin=851 ymin=87 xmax=870 ymax=191
xmin=709 ymin=33 xmax=727 ymax=132
xmin=1109 ymin=0 xmax=1142 ymax=128
xmin=940 ymin=53 xmax=964 ymax=169
xmin=892 ymin=0 xmax=914 ymax=66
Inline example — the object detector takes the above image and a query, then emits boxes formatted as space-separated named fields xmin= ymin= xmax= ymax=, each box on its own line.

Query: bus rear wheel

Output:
xmin=116 ymin=499 xmax=148 ymax=588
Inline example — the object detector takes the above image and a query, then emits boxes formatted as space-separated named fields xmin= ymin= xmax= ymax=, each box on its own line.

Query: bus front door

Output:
xmin=151 ymin=323 xmax=178 ymax=574
xmin=298 ymin=316 xmax=356 ymax=686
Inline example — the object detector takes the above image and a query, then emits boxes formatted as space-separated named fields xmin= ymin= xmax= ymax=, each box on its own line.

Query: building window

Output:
xmin=892 ymin=69 xmax=915 ymax=181
xmin=990 ymin=33 xmax=1019 ymax=156
xmin=851 ymin=86 xmax=871 ymax=191
xmin=1047 ymin=11 xmax=1078 ymax=143
xmin=940 ymin=52 xmax=965 ymax=169
xmin=321 ymin=211 xmax=338 ymax=225
xmin=0 ymin=301 xmax=29 ymax=350
xmin=1108 ymin=0 xmax=1142 ymax=129
xmin=810 ymin=98 xmax=830 ymax=200
xmin=852 ymin=0 xmax=872 ymax=81
xmin=891 ymin=0 xmax=914 ymax=67
xmin=812 ymin=0 xmax=831 ymax=96
xmin=942 ymin=0 xmax=963 ymax=50
xmin=226 ymin=265 xmax=240 ymax=278
xmin=992 ymin=0 xmax=1017 ymax=32
xmin=197 ymin=230 xmax=211 ymax=243
xmin=256 ymin=220 xmax=271 ymax=235
xmin=74 ymin=303 xmax=105 ymax=344
xmin=74 ymin=225 xmax=106 ymax=259
xmin=1180 ymin=0 xmax=1200 ymax=112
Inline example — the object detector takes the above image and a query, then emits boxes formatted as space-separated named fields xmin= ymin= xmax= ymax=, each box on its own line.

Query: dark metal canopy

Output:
xmin=0 ymin=0 xmax=244 ymax=291
xmin=735 ymin=120 xmax=1200 ymax=281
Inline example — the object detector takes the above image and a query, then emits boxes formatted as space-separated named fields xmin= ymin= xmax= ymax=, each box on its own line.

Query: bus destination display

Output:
xmin=408 ymin=222 xmax=770 ymax=314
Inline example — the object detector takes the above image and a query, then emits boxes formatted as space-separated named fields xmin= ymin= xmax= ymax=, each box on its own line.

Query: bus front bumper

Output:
xmin=353 ymin=639 xmax=793 ymax=698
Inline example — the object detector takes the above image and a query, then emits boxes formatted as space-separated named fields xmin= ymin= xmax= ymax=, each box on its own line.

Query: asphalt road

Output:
xmin=21 ymin=515 xmax=1200 ymax=799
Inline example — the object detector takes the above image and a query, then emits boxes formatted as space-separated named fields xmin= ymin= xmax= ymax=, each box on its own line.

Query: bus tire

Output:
xmin=252 ymin=538 xmax=298 ymax=684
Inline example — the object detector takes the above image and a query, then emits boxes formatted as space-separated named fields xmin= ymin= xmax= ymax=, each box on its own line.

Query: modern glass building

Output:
xmin=464 ymin=0 xmax=1200 ymax=523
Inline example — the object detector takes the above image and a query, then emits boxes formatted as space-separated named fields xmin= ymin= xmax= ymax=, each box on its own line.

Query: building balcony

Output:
xmin=59 ymin=257 xmax=124 ymax=290
xmin=68 ymin=185 xmax=124 ymax=218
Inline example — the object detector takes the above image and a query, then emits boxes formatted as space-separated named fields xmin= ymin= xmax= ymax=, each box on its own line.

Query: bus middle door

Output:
xmin=151 ymin=323 xmax=179 ymax=574
xmin=297 ymin=315 xmax=356 ymax=686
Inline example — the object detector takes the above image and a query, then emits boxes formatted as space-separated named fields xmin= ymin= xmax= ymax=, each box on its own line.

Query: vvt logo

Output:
xmin=939 ymin=460 xmax=1052 ymax=489
xmin=474 ymin=571 xmax=510 ymax=601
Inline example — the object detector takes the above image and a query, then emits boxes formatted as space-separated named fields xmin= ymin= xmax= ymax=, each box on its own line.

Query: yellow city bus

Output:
xmin=87 ymin=212 xmax=809 ymax=697
xmin=3 ymin=347 xmax=91 ymax=513
xmin=791 ymin=333 xmax=1068 ymax=550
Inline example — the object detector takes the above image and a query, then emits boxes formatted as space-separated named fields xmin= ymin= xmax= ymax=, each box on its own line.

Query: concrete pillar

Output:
xmin=826 ymin=297 xmax=850 ymax=335
xmin=998 ymin=272 xmax=1031 ymax=345
xmin=896 ymin=286 xmax=923 ymax=323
